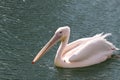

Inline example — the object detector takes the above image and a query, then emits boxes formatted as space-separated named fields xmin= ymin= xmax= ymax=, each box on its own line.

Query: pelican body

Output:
xmin=32 ymin=26 xmax=119 ymax=68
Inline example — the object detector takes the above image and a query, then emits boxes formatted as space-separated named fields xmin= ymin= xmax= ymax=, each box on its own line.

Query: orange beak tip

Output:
xmin=32 ymin=62 xmax=35 ymax=64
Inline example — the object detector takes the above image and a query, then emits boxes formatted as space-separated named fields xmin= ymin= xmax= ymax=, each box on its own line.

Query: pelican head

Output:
xmin=32 ymin=26 xmax=70 ymax=64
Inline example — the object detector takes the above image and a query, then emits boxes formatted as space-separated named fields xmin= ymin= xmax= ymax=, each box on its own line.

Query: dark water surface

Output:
xmin=0 ymin=0 xmax=120 ymax=80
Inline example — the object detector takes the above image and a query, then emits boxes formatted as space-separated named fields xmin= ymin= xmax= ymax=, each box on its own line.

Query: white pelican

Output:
xmin=32 ymin=26 xmax=119 ymax=68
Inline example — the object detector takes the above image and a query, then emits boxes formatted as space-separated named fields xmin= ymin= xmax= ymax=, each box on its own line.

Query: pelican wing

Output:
xmin=68 ymin=38 xmax=106 ymax=62
xmin=66 ymin=33 xmax=117 ymax=62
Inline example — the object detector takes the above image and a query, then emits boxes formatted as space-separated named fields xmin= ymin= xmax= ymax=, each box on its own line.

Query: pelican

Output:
xmin=32 ymin=26 xmax=119 ymax=68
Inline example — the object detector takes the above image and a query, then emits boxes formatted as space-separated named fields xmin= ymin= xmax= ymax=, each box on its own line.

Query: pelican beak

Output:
xmin=32 ymin=34 xmax=60 ymax=64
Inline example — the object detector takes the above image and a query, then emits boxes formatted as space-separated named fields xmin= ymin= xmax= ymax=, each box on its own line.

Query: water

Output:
xmin=0 ymin=0 xmax=120 ymax=80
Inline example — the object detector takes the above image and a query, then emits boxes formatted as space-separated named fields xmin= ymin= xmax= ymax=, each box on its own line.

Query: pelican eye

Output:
xmin=59 ymin=31 xmax=62 ymax=34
